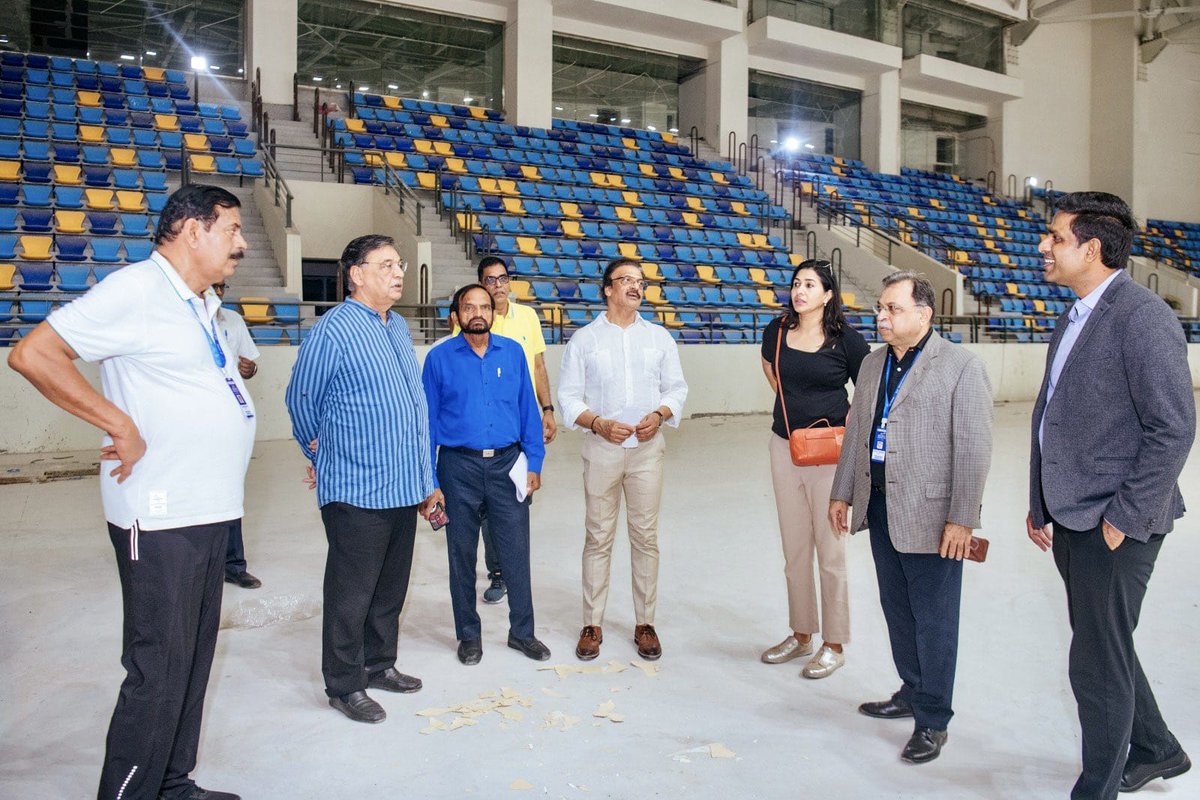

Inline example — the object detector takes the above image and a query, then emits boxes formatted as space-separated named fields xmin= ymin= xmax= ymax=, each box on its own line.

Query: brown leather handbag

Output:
xmin=773 ymin=322 xmax=845 ymax=467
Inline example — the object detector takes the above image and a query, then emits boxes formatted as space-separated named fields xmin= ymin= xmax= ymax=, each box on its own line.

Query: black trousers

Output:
xmin=224 ymin=517 xmax=247 ymax=576
xmin=867 ymin=488 xmax=963 ymax=731
xmin=438 ymin=446 xmax=535 ymax=641
xmin=319 ymin=502 xmax=418 ymax=698
xmin=99 ymin=521 xmax=228 ymax=800
xmin=1051 ymin=521 xmax=1179 ymax=800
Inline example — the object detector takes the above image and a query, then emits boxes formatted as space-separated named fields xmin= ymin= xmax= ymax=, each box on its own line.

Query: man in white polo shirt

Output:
xmin=8 ymin=185 xmax=253 ymax=800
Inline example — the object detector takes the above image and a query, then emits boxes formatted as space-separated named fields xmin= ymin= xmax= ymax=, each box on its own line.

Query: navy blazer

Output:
xmin=1030 ymin=269 xmax=1195 ymax=541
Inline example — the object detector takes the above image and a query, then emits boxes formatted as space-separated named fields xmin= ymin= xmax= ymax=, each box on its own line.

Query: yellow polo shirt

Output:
xmin=455 ymin=300 xmax=546 ymax=392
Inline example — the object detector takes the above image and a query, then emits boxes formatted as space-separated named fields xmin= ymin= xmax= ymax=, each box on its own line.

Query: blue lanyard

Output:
xmin=880 ymin=348 xmax=918 ymax=422
xmin=185 ymin=297 xmax=227 ymax=370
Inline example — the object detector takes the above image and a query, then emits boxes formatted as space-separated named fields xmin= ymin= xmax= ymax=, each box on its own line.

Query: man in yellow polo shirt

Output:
xmin=464 ymin=256 xmax=557 ymax=603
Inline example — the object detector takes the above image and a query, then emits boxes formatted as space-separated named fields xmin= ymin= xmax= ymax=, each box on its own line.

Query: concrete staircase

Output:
xmin=417 ymin=201 xmax=477 ymax=301
xmin=260 ymin=102 xmax=333 ymax=182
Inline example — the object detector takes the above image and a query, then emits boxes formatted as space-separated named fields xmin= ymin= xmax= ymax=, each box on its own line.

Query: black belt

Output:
xmin=444 ymin=442 xmax=519 ymax=459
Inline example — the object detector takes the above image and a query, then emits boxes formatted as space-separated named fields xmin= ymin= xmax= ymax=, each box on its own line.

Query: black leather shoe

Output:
xmin=507 ymin=632 xmax=551 ymax=661
xmin=328 ymin=690 xmax=386 ymax=723
xmin=1121 ymin=749 xmax=1191 ymax=792
xmin=859 ymin=693 xmax=914 ymax=719
xmin=901 ymin=727 xmax=948 ymax=763
xmin=161 ymin=788 xmax=242 ymax=800
xmin=367 ymin=667 xmax=422 ymax=693
xmin=457 ymin=638 xmax=483 ymax=665
xmin=224 ymin=571 xmax=261 ymax=589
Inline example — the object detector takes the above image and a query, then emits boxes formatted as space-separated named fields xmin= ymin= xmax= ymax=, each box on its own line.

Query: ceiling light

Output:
xmin=621 ymin=118 xmax=631 ymax=124
xmin=237 ymin=68 xmax=243 ymax=74
xmin=335 ymin=84 xmax=343 ymax=89
xmin=588 ymin=113 xmax=599 ymax=118
xmin=312 ymin=76 xmax=323 ymax=82
xmin=770 ymin=139 xmax=778 ymax=144
xmin=190 ymin=56 xmax=208 ymax=71
xmin=421 ymin=90 xmax=429 ymax=98
xmin=145 ymin=50 xmax=157 ymax=57
xmin=463 ymin=97 xmax=474 ymax=103
xmin=358 ymin=86 xmax=369 ymax=91
xmin=784 ymin=137 xmax=800 ymax=152
xmin=1027 ymin=176 xmax=1038 ymax=186
xmin=647 ymin=125 xmax=656 ymax=131
xmin=120 ymin=54 xmax=135 ymax=61
xmin=554 ymin=106 xmax=564 ymax=111
xmin=210 ymin=65 xmax=220 ymax=71
xmin=387 ymin=84 xmax=398 ymax=90
xmin=804 ymin=143 xmax=815 ymax=150
xmin=668 ymin=128 xmax=678 ymax=133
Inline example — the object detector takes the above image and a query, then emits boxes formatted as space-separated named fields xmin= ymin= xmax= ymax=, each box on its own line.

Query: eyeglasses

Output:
xmin=213 ymin=283 xmax=227 ymax=291
xmin=873 ymin=303 xmax=927 ymax=316
xmin=360 ymin=259 xmax=408 ymax=274
xmin=611 ymin=275 xmax=647 ymax=290
xmin=482 ymin=274 xmax=512 ymax=287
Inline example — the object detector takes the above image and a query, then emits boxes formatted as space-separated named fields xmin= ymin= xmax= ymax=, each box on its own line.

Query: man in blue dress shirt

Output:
xmin=285 ymin=234 xmax=435 ymax=724
xmin=422 ymin=283 xmax=550 ymax=666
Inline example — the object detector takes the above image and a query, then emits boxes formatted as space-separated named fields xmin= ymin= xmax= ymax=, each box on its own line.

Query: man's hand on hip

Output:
xmin=100 ymin=419 xmax=146 ymax=484
xmin=939 ymin=522 xmax=973 ymax=560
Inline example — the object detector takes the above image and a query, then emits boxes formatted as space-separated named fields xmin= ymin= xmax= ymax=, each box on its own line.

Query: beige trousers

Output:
xmin=580 ymin=432 xmax=666 ymax=626
xmin=768 ymin=433 xmax=850 ymax=643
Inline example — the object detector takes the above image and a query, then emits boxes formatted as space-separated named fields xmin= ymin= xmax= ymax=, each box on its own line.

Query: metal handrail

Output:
xmin=377 ymin=161 xmax=425 ymax=236
xmin=260 ymin=141 xmax=295 ymax=227
xmin=263 ymin=141 xmax=345 ymax=183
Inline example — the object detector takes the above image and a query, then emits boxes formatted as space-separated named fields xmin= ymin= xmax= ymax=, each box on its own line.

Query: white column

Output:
xmin=860 ymin=69 xmax=900 ymax=174
xmin=1088 ymin=0 xmax=1140 ymax=208
xmin=246 ymin=0 xmax=298 ymax=105
xmin=503 ymin=0 xmax=553 ymax=129
xmin=705 ymin=33 xmax=748 ymax=158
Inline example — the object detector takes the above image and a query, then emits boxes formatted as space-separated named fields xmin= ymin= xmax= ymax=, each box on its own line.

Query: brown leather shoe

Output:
xmin=575 ymin=625 xmax=602 ymax=660
xmin=634 ymin=624 xmax=662 ymax=660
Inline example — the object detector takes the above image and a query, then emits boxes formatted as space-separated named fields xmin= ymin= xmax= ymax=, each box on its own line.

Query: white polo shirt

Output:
xmin=216 ymin=306 xmax=260 ymax=362
xmin=48 ymin=252 xmax=257 ymax=531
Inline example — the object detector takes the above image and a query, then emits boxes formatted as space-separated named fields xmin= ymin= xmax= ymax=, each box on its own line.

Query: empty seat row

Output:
xmin=0 ymin=234 xmax=153 ymax=262
xmin=0 ymin=161 xmax=167 ymax=190
xmin=0 ymin=262 xmax=126 ymax=293
xmin=0 ymin=54 xmax=186 ymax=82
xmin=0 ymin=209 xmax=156 ymax=236
xmin=0 ymin=184 xmax=168 ymax=212
xmin=478 ymin=234 xmax=794 ymax=265
xmin=0 ymin=114 xmax=247 ymax=140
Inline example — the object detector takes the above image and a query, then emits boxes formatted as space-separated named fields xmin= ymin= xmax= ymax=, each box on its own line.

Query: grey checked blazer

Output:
xmin=1029 ymin=269 xmax=1195 ymax=541
xmin=831 ymin=332 xmax=994 ymax=553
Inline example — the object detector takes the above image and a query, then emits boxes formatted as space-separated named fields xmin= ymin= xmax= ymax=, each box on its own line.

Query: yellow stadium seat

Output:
xmin=85 ymin=189 xmax=116 ymax=209
xmin=444 ymin=157 xmax=467 ymax=174
xmin=736 ymin=232 xmax=756 ymax=248
xmin=416 ymin=172 xmax=437 ymax=190
xmin=639 ymin=164 xmax=658 ymax=177
xmin=53 ymin=165 xmax=82 ymax=185
xmin=511 ymin=279 xmax=535 ymax=302
xmin=239 ymin=298 xmax=274 ymax=325
xmin=615 ymin=206 xmax=637 ymax=223
xmin=184 ymin=134 xmax=209 ymax=152
xmin=668 ymin=167 xmax=685 ymax=180
xmin=142 ymin=66 xmax=165 ymax=82
xmin=748 ymin=268 xmax=771 ymax=286
xmin=470 ymin=107 xmax=489 ymax=120
xmin=752 ymin=234 xmax=770 ymax=249
xmin=154 ymin=114 xmax=179 ymax=132
xmin=686 ymin=197 xmax=707 ymax=212
xmin=589 ymin=172 xmax=609 ymax=188
xmin=382 ymin=96 xmax=402 ymax=110
xmin=834 ymin=156 xmax=845 ymax=166
xmin=429 ymin=114 xmax=448 ymax=128
xmin=189 ymin=155 xmax=216 ymax=174
xmin=984 ymin=239 xmax=996 ymax=250
xmin=20 ymin=235 xmax=53 ymax=260
xmin=757 ymin=288 xmax=782 ymax=308
xmin=433 ymin=141 xmax=454 ymax=156
xmin=659 ymin=308 xmax=684 ymax=329
xmin=607 ymin=173 xmax=627 ymax=189
xmin=560 ymin=202 xmax=582 ymax=219
xmin=561 ymin=220 xmax=584 ymax=238
xmin=998 ymin=254 xmax=1011 ymax=265
xmin=363 ymin=152 xmax=382 ymax=167
xmin=516 ymin=237 xmax=542 ymax=255
xmin=831 ymin=166 xmax=846 ymax=177
xmin=77 ymin=125 xmax=105 ymax=144
xmin=0 ymin=263 xmax=15 ymax=291
xmin=520 ymin=165 xmax=541 ymax=181
xmin=681 ymin=212 xmax=702 ymax=228
xmin=622 ymin=191 xmax=643 ymax=207
xmin=617 ymin=242 xmax=642 ymax=260
xmin=730 ymin=201 xmax=749 ymax=216
xmin=77 ymin=91 xmax=101 ymax=107
xmin=0 ymin=160 xmax=20 ymax=181
xmin=502 ymin=197 xmax=526 ymax=214
xmin=789 ymin=254 xmax=804 ymax=267
xmin=967 ymin=214 xmax=979 ymax=223
xmin=455 ymin=212 xmax=479 ymax=232
xmin=1034 ymin=300 xmax=1047 ymax=313
xmin=801 ymin=181 xmax=814 ymax=195
xmin=117 ymin=191 xmax=146 ymax=212
xmin=497 ymin=180 xmax=520 ymax=196
xmin=478 ymin=178 xmax=500 ymax=194
xmin=954 ymin=250 xmax=969 ymax=264
xmin=109 ymin=148 xmax=137 ymax=167
xmin=711 ymin=172 xmax=729 ymax=185
xmin=697 ymin=265 xmax=719 ymax=284
xmin=384 ymin=152 xmax=406 ymax=169
xmin=644 ymin=285 xmax=667 ymax=305
xmin=996 ymin=229 xmax=1008 ymax=239
xmin=413 ymin=140 xmax=435 ymax=155
xmin=55 ymin=211 xmax=87 ymax=233
xmin=841 ymin=292 xmax=863 ymax=310
xmin=660 ymin=131 xmax=676 ymax=144
xmin=621 ymin=137 xmax=639 ymax=150
xmin=344 ymin=118 xmax=366 ymax=133
xmin=1006 ymin=282 xmax=1021 ymax=296
xmin=930 ymin=198 xmax=944 ymax=210
xmin=642 ymin=262 xmax=662 ymax=281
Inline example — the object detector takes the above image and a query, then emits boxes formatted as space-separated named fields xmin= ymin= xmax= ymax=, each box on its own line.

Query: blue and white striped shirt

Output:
xmin=285 ymin=299 xmax=433 ymax=509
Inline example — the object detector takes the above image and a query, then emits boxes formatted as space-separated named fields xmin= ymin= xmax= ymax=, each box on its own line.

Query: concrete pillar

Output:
xmin=246 ymin=0 xmax=298 ymax=105
xmin=1088 ymin=0 xmax=1140 ymax=208
xmin=503 ymin=0 xmax=553 ymax=129
xmin=705 ymin=33 xmax=748 ymax=159
xmin=860 ymin=70 xmax=900 ymax=174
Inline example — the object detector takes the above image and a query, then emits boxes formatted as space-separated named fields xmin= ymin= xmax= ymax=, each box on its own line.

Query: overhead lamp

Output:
xmin=463 ymin=96 xmax=474 ymax=103
xmin=190 ymin=55 xmax=208 ymax=71
xmin=120 ymin=54 xmax=135 ymax=61
xmin=804 ymin=143 xmax=815 ymax=150
xmin=648 ymin=125 xmax=657 ymax=131
xmin=312 ymin=76 xmax=323 ymax=82
xmin=668 ymin=128 xmax=678 ymax=133
xmin=784 ymin=137 xmax=800 ymax=152
xmin=1027 ymin=176 xmax=1038 ymax=187
xmin=621 ymin=118 xmax=631 ymax=124
xmin=554 ymin=106 xmax=564 ymax=111
xmin=387 ymin=84 xmax=398 ymax=90
xmin=145 ymin=50 xmax=157 ymax=57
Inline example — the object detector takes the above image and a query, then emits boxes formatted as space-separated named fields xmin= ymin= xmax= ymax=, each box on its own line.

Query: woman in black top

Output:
xmin=759 ymin=260 xmax=870 ymax=679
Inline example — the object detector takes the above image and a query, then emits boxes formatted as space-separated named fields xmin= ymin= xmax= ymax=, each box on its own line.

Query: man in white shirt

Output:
xmin=558 ymin=257 xmax=688 ymax=662
xmin=8 ymin=185 xmax=253 ymax=800
xmin=213 ymin=281 xmax=263 ymax=590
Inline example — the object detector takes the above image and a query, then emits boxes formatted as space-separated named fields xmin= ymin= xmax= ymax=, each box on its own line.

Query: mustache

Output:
xmin=230 ymin=250 xmax=245 ymax=261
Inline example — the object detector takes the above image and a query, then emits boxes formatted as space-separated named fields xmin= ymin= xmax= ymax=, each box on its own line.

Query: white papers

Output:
xmin=509 ymin=451 xmax=529 ymax=501
xmin=616 ymin=406 xmax=643 ymax=449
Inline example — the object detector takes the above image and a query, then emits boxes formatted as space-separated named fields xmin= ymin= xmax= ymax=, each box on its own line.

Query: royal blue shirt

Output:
xmin=422 ymin=332 xmax=545 ymax=487
xmin=285 ymin=299 xmax=433 ymax=509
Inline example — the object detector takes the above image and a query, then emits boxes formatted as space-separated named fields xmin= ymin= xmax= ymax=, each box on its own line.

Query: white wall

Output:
xmin=1136 ymin=42 xmax=1200 ymax=222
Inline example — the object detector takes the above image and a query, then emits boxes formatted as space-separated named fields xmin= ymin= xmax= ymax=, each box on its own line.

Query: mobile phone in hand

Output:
xmin=429 ymin=502 xmax=448 ymax=531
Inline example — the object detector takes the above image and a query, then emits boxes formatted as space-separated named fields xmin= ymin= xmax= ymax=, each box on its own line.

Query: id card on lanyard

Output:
xmin=871 ymin=350 xmax=915 ymax=464
xmin=187 ymin=297 xmax=255 ymax=420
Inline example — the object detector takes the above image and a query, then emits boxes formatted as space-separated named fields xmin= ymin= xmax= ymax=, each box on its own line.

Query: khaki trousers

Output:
xmin=768 ymin=433 xmax=850 ymax=643
xmin=581 ymin=432 xmax=666 ymax=626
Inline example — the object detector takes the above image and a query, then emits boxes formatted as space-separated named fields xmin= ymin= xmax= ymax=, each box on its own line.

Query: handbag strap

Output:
xmin=773 ymin=319 xmax=794 ymax=436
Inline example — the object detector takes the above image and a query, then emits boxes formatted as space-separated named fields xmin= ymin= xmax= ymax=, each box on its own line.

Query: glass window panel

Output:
xmin=749 ymin=70 xmax=862 ymax=161
xmin=902 ymin=0 xmax=1006 ymax=73
xmin=748 ymin=0 xmax=898 ymax=46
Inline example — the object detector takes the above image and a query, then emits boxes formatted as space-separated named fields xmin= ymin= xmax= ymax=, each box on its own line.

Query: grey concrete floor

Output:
xmin=2 ymin=400 xmax=1198 ymax=799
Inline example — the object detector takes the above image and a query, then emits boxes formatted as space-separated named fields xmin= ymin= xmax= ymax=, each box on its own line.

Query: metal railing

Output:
xmin=264 ymin=141 xmax=347 ymax=183
xmin=260 ymin=140 xmax=295 ymax=227
xmin=376 ymin=162 xmax=425 ymax=236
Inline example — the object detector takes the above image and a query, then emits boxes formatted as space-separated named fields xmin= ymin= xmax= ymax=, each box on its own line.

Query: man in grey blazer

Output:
xmin=1027 ymin=192 xmax=1194 ymax=799
xmin=829 ymin=271 xmax=993 ymax=764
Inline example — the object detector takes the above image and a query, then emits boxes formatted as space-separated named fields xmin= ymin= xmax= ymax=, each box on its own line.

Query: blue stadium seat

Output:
xmin=55 ymin=236 xmax=89 ymax=261
xmin=18 ymin=300 xmax=54 ymax=322
xmin=20 ymin=208 xmax=53 ymax=232
xmin=91 ymin=238 xmax=123 ymax=263
xmin=17 ymin=262 xmax=55 ymax=290
xmin=89 ymin=212 xmax=119 ymax=235
xmin=57 ymin=264 xmax=91 ymax=292
xmin=124 ymin=239 xmax=153 ymax=261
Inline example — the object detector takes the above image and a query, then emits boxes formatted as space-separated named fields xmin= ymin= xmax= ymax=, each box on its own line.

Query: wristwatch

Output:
xmin=542 ymin=404 xmax=555 ymax=413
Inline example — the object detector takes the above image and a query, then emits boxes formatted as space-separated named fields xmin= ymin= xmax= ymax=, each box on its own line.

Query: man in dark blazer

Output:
xmin=830 ymin=271 xmax=993 ymax=764
xmin=1028 ymin=192 xmax=1195 ymax=799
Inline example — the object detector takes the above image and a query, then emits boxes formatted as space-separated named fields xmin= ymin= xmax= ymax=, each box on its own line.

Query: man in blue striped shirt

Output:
xmin=285 ymin=234 xmax=434 ymax=725
xmin=421 ymin=284 xmax=550 ymax=666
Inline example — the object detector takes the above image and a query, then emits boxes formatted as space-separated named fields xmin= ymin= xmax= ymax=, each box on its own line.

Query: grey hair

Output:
xmin=881 ymin=270 xmax=935 ymax=310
